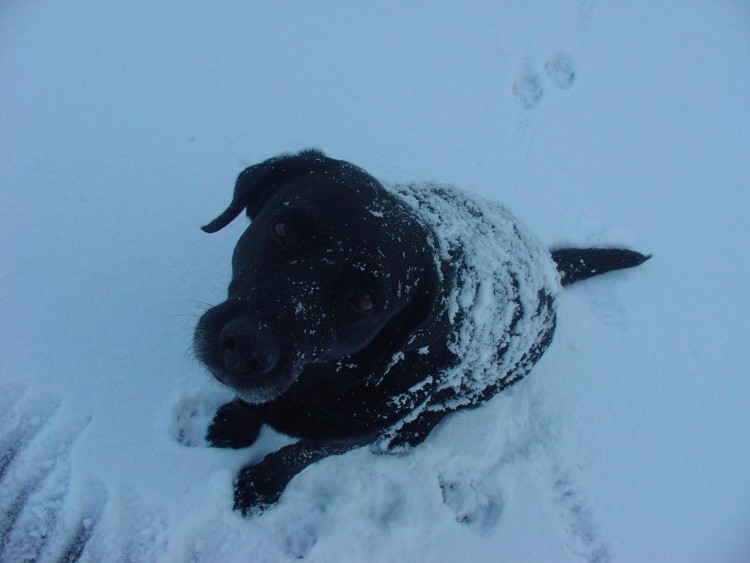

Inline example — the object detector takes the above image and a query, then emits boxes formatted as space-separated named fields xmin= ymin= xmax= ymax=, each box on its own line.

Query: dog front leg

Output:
xmin=386 ymin=407 xmax=450 ymax=450
xmin=207 ymin=399 xmax=263 ymax=449
xmin=233 ymin=438 xmax=365 ymax=515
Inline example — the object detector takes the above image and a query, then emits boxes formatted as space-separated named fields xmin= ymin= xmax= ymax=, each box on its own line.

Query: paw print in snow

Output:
xmin=273 ymin=502 xmax=327 ymax=559
xmin=545 ymin=53 xmax=577 ymax=90
xmin=552 ymin=475 xmax=611 ymax=563
xmin=365 ymin=475 xmax=403 ymax=525
xmin=511 ymin=54 xmax=577 ymax=111
xmin=438 ymin=474 xmax=502 ymax=532
xmin=171 ymin=393 xmax=227 ymax=447
xmin=512 ymin=69 xmax=544 ymax=110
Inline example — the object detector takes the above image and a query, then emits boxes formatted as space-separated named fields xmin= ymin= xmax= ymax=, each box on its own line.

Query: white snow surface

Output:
xmin=2 ymin=2 xmax=749 ymax=562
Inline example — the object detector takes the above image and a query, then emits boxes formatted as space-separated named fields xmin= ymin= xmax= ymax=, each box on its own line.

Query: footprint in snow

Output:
xmin=278 ymin=514 xmax=321 ymax=559
xmin=545 ymin=53 xmax=577 ymax=90
xmin=512 ymin=68 xmax=544 ymax=110
xmin=365 ymin=475 xmax=403 ymax=526
xmin=170 ymin=392 xmax=228 ymax=447
xmin=512 ymin=54 xmax=577 ymax=112
xmin=272 ymin=493 xmax=333 ymax=559
xmin=438 ymin=474 xmax=502 ymax=532
xmin=552 ymin=474 xmax=611 ymax=563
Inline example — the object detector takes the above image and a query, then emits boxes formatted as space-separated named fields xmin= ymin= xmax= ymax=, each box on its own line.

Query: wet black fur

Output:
xmin=193 ymin=149 xmax=649 ymax=514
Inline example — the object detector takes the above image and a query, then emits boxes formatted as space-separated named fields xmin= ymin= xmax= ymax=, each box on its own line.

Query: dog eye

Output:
xmin=271 ymin=221 xmax=291 ymax=243
xmin=349 ymin=292 xmax=376 ymax=312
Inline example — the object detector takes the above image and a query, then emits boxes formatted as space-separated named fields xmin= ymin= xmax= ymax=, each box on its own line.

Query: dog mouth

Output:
xmin=194 ymin=334 xmax=300 ymax=404
xmin=206 ymin=359 xmax=299 ymax=404
xmin=193 ymin=307 xmax=307 ymax=404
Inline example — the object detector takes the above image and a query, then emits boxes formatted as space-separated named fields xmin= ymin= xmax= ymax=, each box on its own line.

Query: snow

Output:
xmin=2 ymin=1 xmax=749 ymax=561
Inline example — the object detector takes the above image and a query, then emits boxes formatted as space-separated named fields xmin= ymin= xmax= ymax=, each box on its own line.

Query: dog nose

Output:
xmin=219 ymin=317 xmax=279 ymax=377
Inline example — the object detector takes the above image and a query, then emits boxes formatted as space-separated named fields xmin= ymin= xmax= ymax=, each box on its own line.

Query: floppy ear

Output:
xmin=398 ymin=264 xmax=445 ymax=352
xmin=201 ymin=149 xmax=327 ymax=233
xmin=363 ymin=262 xmax=445 ymax=386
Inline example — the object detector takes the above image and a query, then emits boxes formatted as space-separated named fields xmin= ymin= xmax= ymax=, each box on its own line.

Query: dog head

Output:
xmin=194 ymin=150 xmax=440 ymax=403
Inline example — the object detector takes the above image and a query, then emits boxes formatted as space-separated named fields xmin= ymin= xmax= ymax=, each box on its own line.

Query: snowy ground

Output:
xmin=2 ymin=2 xmax=750 ymax=561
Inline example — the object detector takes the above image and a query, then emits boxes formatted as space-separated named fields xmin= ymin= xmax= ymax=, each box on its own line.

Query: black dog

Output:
xmin=194 ymin=149 xmax=649 ymax=514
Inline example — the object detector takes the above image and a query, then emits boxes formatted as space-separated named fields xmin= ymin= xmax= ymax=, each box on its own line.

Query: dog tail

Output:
xmin=551 ymin=248 xmax=651 ymax=287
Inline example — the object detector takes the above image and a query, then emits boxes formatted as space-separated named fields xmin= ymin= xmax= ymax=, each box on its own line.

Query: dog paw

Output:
xmin=206 ymin=399 xmax=262 ymax=449
xmin=545 ymin=53 xmax=577 ymax=90
xmin=170 ymin=392 xmax=228 ymax=447
xmin=438 ymin=473 xmax=502 ymax=532
xmin=512 ymin=68 xmax=544 ymax=110
xmin=233 ymin=462 xmax=285 ymax=516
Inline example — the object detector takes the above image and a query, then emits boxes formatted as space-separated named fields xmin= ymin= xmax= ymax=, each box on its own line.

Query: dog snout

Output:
xmin=219 ymin=317 xmax=279 ymax=378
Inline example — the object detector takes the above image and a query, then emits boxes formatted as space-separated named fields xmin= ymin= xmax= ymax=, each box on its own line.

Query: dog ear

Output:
xmin=364 ymin=263 xmax=445 ymax=386
xmin=395 ymin=262 xmax=446 ymax=353
xmin=201 ymin=149 xmax=327 ymax=233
